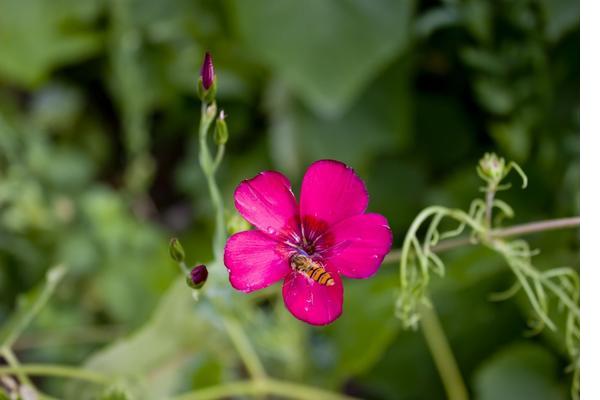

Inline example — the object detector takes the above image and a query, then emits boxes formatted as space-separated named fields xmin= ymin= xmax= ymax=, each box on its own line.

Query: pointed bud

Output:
xmin=187 ymin=264 xmax=208 ymax=289
xmin=214 ymin=110 xmax=229 ymax=145
xmin=198 ymin=52 xmax=217 ymax=102
xmin=169 ymin=238 xmax=186 ymax=263
xmin=201 ymin=53 xmax=214 ymax=90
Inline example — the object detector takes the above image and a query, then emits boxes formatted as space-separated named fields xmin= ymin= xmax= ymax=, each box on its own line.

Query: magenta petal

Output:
xmin=234 ymin=171 xmax=299 ymax=239
xmin=324 ymin=214 xmax=392 ymax=279
xmin=224 ymin=230 xmax=291 ymax=293
xmin=282 ymin=268 xmax=343 ymax=325
xmin=300 ymin=160 xmax=368 ymax=231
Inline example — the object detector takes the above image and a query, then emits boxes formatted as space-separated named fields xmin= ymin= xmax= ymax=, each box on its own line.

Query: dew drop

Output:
xmin=266 ymin=226 xmax=276 ymax=235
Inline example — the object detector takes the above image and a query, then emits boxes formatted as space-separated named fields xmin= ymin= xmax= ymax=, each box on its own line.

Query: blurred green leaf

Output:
xmin=0 ymin=0 xmax=102 ymax=87
xmin=267 ymin=58 xmax=412 ymax=177
xmin=473 ymin=342 xmax=566 ymax=400
xmin=70 ymin=278 xmax=223 ymax=399
xmin=232 ymin=0 xmax=414 ymax=116
xmin=538 ymin=0 xmax=579 ymax=42
xmin=80 ymin=189 xmax=175 ymax=325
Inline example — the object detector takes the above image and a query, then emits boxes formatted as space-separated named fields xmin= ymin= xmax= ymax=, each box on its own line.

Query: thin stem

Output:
xmin=0 ymin=364 xmax=112 ymax=385
xmin=213 ymin=144 xmax=225 ymax=172
xmin=491 ymin=216 xmax=579 ymax=238
xmin=221 ymin=315 xmax=267 ymax=380
xmin=384 ymin=216 xmax=580 ymax=264
xmin=419 ymin=304 xmax=469 ymax=400
xmin=178 ymin=261 xmax=189 ymax=275
xmin=206 ymin=172 xmax=226 ymax=254
xmin=198 ymin=103 xmax=226 ymax=256
xmin=1 ymin=266 xmax=66 ymax=349
xmin=1 ymin=347 xmax=35 ymax=389
xmin=171 ymin=378 xmax=358 ymax=400
xmin=2 ymin=350 xmax=69 ymax=400
xmin=484 ymin=185 xmax=496 ymax=228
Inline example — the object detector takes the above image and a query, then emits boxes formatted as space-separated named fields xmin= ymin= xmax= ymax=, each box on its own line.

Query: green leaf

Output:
xmin=68 ymin=277 xmax=224 ymax=399
xmin=473 ymin=342 xmax=566 ymax=400
xmin=232 ymin=0 xmax=415 ymax=116
xmin=0 ymin=0 xmax=102 ymax=87
xmin=538 ymin=0 xmax=579 ymax=42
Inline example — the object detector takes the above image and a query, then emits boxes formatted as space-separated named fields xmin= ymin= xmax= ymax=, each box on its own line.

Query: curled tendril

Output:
xmin=396 ymin=153 xmax=579 ymax=398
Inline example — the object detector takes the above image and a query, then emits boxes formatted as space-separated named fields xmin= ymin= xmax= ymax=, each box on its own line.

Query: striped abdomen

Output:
xmin=290 ymin=254 xmax=334 ymax=286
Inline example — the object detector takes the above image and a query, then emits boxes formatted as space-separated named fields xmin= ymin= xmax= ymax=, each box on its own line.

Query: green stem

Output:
xmin=0 ymin=364 xmax=112 ymax=385
xmin=198 ymin=103 xmax=226 ymax=256
xmin=206 ymin=172 xmax=226 ymax=254
xmin=1 ymin=266 xmax=66 ymax=349
xmin=221 ymin=315 xmax=267 ymax=380
xmin=1 ymin=347 xmax=35 ymax=388
xmin=213 ymin=144 xmax=225 ymax=173
xmin=420 ymin=304 xmax=469 ymax=400
xmin=484 ymin=184 xmax=496 ymax=229
xmin=171 ymin=378 xmax=358 ymax=400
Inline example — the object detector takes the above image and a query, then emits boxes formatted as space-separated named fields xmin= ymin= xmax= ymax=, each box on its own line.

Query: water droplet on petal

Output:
xmin=266 ymin=226 xmax=275 ymax=235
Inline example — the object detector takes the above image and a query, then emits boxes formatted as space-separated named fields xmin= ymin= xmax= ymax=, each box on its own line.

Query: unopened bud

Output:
xmin=214 ymin=110 xmax=229 ymax=145
xmin=477 ymin=153 xmax=506 ymax=183
xmin=169 ymin=238 xmax=186 ymax=263
xmin=198 ymin=52 xmax=217 ymax=102
xmin=187 ymin=264 xmax=208 ymax=289
xmin=201 ymin=53 xmax=214 ymax=90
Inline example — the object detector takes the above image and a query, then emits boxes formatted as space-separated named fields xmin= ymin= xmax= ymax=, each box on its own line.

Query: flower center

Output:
xmin=290 ymin=253 xmax=334 ymax=286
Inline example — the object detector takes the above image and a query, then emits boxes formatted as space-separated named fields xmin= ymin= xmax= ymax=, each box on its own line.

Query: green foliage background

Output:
xmin=0 ymin=0 xmax=579 ymax=399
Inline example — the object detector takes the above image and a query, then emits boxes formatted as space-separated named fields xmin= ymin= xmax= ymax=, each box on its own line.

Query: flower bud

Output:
xmin=214 ymin=110 xmax=229 ymax=145
xmin=169 ymin=238 xmax=186 ymax=263
xmin=198 ymin=52 xmax=217 ymax=102
xmin=187 ymin=264 xmax=208 ymax=289
xmin=201 ymin=52 xmax=214 ymax=90
xmin=477 ymin=152 xmax=506 ymax=183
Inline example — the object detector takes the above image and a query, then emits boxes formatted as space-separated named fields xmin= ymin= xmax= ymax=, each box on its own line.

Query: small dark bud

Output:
xmin=214 ymin=110 xmax=229 ymax=145
xmin=169 ymin=238 xmax=186 ymax=263
xmin=187 ymin=264 xmax=209 ymax=289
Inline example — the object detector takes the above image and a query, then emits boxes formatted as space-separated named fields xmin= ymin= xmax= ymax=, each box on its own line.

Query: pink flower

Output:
xmin=224 ymin=160 xmax=393 ymax=325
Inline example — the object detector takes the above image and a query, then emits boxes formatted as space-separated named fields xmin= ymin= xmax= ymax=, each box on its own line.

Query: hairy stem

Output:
xmin=172 ymin=378 xmax=358 ymax=400
xmin=385 ymin=216 xmax=580 ymax=264
xmin=420 ymin=304 xmax=469 ymax=400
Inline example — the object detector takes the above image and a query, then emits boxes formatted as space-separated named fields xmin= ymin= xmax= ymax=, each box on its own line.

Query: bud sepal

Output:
xmin=169 ymin=238 xmax=186 ymax=263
